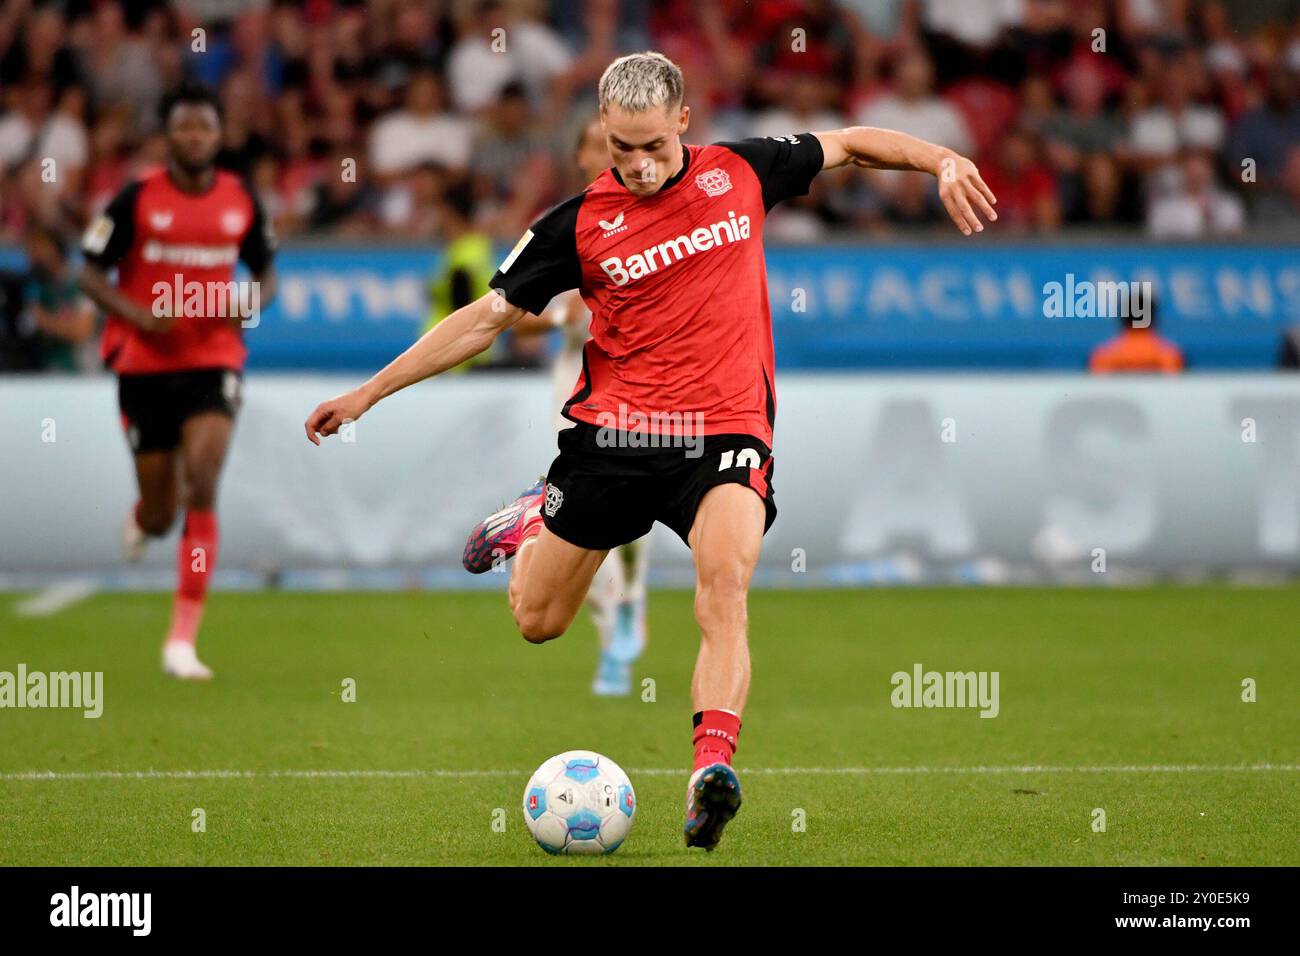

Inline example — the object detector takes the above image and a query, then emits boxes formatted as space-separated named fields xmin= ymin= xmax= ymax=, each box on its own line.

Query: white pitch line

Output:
xmin=1 ymin=764 xmax=1296 ymax=782
xmin=13 ymin=580 xmax=99 ymax=618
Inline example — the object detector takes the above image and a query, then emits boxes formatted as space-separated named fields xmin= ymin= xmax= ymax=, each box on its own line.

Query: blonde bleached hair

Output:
xmin=597 ymin=52 xmax=684 ymax=115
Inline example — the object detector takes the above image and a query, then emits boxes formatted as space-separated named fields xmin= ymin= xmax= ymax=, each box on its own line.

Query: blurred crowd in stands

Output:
xmin=2 ymin=0 xmax=1300 ymax=374
xmin=1 ymin=0 xmax=1299 ymax=247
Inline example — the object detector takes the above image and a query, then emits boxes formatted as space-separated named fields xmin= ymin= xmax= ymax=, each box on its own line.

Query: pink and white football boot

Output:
xmin=462 ymin=477 xmax=547 ymax=574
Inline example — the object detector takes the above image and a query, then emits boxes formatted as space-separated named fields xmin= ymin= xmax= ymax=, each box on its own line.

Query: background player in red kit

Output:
xmin=305 ymin=53 xmax=996 ymax=849
xmin=80 ymin=83 xmax=277 ymax=680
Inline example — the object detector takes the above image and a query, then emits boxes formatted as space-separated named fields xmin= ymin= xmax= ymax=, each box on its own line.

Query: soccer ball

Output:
xmin=522 ymin=750 xmax=636 ymax=855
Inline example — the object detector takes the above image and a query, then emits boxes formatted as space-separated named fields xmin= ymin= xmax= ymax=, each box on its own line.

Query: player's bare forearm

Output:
xmin=815 ymin=125 xmax=950 ymax=174
xmin=304 ymin=290 xmax=526 ymax=443
xmin=77 ymin=264 xmax=130 ymax=316
xmin=813 ymin=127 xmax=998 ymax=236
xmin=35 ymin=304 xmax=96 ymax=344
xmin=365 ymin=293 xmax=522 ymax=399
xmin=78 ymin=263 xmax=172 ymax=332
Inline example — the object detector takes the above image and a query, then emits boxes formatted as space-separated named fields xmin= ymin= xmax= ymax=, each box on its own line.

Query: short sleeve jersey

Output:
xmin=490 ymin=134 xmax=824 ymax=447
xmin=82 ymin=167 xmax=276 ymax=375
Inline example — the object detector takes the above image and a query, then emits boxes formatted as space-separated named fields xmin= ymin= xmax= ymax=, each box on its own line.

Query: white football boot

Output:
xmin=122 ymin=511 xmax=149 ymax=562
xmin=162 ymin=641 xmax=214 ymax=680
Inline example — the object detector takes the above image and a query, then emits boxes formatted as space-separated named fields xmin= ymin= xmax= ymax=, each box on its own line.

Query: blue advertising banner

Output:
xmin=4 ymin=243 xmax=1297 ymax=370
xmin=764 ymin=244 xmax=1300 ymax=370
xmin=253 ymin=246 xmax=439 ymax=370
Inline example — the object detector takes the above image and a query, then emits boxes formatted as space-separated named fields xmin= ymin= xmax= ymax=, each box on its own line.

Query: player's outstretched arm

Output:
xmin=813 ymin=127 xmax=998 ymax=236
xmin=304 ymin=289 xmax=526 ymax=444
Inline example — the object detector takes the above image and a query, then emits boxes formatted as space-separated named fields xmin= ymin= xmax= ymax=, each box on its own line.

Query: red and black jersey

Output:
xmin=81 ymin=167 xmax=276 ymax=375
xmin=491 ymin=135 xmax=824 ymax=448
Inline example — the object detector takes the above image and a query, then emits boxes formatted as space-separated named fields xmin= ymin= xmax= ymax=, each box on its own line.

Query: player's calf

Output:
xmin=693 ymin=574 xmax=749 ymax=644
xmin=128 ymin=450 xmax=181 ymax=550
xmin=691 ymin=572 xmax=753 ymax=711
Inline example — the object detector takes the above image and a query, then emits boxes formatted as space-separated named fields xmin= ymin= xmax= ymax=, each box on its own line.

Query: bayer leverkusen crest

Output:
xmin=694 ymin=167 xmax=732 ymax=197
xmin=221 ymin=209 xmax=247 ymax=235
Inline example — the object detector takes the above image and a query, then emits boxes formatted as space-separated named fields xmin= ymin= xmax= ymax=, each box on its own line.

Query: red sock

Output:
xmin=693 ymin=709 xmax=741 ymax=771
xmin=167 ymin=509 xmax=218 ymax=646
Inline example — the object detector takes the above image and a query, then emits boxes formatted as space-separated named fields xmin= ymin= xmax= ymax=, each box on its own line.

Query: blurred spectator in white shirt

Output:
xmin=0 ymin=81 xmax=45 ymax=169
xmin=922 ymin=0 xmax=1024 ymax=49
xmin=369 ymin=67 xmax=472 ymax=180
xmin=854 ymin=50 xmax=974 ymax=156
xmin=1125 ymin=55 xmax=1225 ymax=189
xmin=1148 ymin=151 xmax=1245 ymax=238
xmin=839 ymin=0 xmax=917 ymax=46
xmin=35 ymin=84 xmax=89 ymax=176
xmin=445 ymin=0 xmax=572 ymax=117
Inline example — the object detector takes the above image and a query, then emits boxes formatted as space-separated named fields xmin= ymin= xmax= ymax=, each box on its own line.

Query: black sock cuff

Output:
xmin=693 ymin=710 xmax=742 ymax=731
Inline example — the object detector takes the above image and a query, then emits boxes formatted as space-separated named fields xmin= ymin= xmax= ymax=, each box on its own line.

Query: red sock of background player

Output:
xmin=693 ymin=709 xmax=741 ymax=771
xmin=166 ymin=509 xmax=218 ymax=646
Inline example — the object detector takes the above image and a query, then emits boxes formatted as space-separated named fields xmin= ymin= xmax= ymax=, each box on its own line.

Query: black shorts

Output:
xmin=542 ymin=422 xmax=777 ymax=550
xmin=117 ymin=368 xmax=242 ymax=454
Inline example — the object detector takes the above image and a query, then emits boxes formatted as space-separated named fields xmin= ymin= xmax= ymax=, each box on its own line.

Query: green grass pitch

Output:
xmin=1 ymin=587 xmax=1296 ymax=866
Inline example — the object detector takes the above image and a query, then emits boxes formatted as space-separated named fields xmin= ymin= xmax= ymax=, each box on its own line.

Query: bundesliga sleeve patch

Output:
xmin=81 ymin=214 xmax=115 ymax=255
xmin=499 ymin=229 xmax=534 ymax=273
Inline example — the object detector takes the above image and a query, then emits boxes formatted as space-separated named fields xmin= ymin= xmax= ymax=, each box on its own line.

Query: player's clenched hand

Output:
xmin=935 ymin=153 xmax=997 ymax=236
xmin=304 ymin=388 xmax=370 ymax=445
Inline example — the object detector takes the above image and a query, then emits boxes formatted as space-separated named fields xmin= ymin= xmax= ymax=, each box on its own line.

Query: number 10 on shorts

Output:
xmin=719 ymin=448 xmax=761 ymax=471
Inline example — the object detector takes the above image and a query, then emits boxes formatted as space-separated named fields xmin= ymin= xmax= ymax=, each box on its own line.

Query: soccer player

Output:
xmin=80 ymin=82 xmax=277 ymax=680
xmin=510 ymin=118 xmax=651 ymax=697
xmin=305 ymin=52 xmax=995 ymax=849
